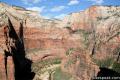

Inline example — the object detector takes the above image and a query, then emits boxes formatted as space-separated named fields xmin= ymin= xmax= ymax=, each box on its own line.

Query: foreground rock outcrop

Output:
xmin=0 ymin=2 xmax=120 ymax=80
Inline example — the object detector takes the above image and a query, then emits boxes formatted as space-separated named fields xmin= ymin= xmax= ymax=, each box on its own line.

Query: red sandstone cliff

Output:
xmin=0 ymin=2 xmax=120 ymax=80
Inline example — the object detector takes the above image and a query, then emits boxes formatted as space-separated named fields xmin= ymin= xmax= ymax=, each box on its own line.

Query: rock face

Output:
xmin=61 ymin=6 xmax=120 ymax=60
xmin=61 ymin=50 xmax=99 ymax=80
xmin=0 ymin=2 xmax=120 ymax=80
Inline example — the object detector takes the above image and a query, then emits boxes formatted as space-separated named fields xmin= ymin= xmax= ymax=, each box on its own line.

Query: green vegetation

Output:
xmin=64 ymin=58 xmax=77 ymax=68
xmin=93 ymin=58 xmax=120 ymax=73
xmin=112 ymin=62 xmax=120 ymax=73
xmin=53 ymin=58 xmax=61 ymax=64
xmin=66 ymin=48 xmax=75 ymax=56
xmin=97 ymin=16 xmax=110 ymax=21
xmin=93 ymin=58 xmax=114 ymax=68
xmin=26 ymin=48 xmax=42 ymax=53
xmin=74 ymin=29 xmax=90 ymax=35
xmin=12 ymin=6 xmax=26 ymax=10
xmin=53 ymin=67 xmax=72 ymax=80
xmin=75 ymin=29 xmax=91 ymax=47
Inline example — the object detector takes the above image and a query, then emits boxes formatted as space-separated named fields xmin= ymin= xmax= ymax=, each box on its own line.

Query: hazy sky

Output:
xmin=1 ymin=0 xmax=120 ymax=19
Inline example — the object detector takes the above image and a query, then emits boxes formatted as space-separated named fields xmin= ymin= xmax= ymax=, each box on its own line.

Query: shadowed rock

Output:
xmin=4 ymin=18 xmax=35 ymax=80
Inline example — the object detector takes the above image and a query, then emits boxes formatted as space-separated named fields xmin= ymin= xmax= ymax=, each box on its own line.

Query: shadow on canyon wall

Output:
xmin=4 ymin=18 xmax=35 ymax=80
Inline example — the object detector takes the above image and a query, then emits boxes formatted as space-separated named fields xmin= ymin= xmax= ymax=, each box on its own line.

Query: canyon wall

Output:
xmin=0 ymin=3 xmax=120 ymax=80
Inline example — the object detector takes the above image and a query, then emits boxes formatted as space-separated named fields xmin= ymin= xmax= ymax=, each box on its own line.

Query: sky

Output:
xmin=0 ymin=0 xmax=120 ymax=19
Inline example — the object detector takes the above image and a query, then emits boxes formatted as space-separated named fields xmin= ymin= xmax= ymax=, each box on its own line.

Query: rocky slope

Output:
xmin=0 ymin=2 xmax=120 ymax=80
xmin=65 ymin=6 xmax=120 ymax=60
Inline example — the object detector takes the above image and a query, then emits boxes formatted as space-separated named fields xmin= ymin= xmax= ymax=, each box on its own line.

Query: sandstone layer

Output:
xmin=0 ymin=2 xmax=120 ymax=80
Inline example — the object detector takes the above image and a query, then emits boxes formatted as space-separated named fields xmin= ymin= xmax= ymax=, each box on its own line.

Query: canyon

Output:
xmin=0 ymin=2 xmax=120 ymax=80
